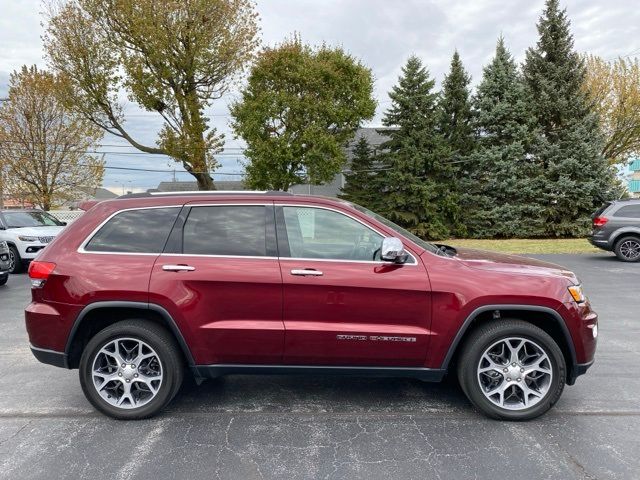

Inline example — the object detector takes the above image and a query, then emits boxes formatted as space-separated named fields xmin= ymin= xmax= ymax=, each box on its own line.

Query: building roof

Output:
xmin=81 ymin=187 xmax=118 ymax=200
xmin=345 ymin=127 xmax=394 ymax=159
xmin=154 ymin=180 xmax=245 ymax=192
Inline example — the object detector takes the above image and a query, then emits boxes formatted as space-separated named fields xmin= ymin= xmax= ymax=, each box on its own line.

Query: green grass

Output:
xmin=439 ymin=238 xmax=602 ymax=254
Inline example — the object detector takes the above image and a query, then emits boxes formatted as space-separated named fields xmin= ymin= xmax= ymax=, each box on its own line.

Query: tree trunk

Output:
xmin=194 ymin=171 xmax=215 ymax=190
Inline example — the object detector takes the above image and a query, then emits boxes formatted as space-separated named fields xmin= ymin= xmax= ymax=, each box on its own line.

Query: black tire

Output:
xmin=0 ymin=275 xmax=7 ymax=286
xmin=79 ymin=320 xmax=184 ymax=420
xmin=457 ymin=320 xmax=566 ymax=421
xmin=8 ymin=246 xmax=22 ymax=274
xmin=614 ymin=235 xmax=640 ymax=262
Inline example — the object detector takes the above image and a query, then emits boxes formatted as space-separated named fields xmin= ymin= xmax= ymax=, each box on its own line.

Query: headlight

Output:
xmin=568 ymin=284 xmax=586 ymax=304
xmin=18 ymin=236 xmax=38 ymax=242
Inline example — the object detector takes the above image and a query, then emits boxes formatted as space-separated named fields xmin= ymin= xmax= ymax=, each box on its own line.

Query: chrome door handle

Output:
xmin=162 ymin=264 xmax=195 ymax=272
xmin=290 ymin=269 xmax=323 ymax=276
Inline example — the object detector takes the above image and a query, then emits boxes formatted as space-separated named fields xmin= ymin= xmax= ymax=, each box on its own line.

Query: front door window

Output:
xmin=281 ymin=206 xmax=383 ymax=261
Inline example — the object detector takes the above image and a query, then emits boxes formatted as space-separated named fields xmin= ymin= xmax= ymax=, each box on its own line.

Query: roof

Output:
xmin=154 ymin=180 xmax=245 ymax=192
xmin=345 ymin=127 xmax=394 ymax=159
xmin=80 ymin=187 xmax=118 ymax=200
xmin=629 ymin=159 xmax=640 ymax=171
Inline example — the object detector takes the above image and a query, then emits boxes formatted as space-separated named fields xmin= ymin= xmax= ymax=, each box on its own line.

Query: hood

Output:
xmin=452 ymin=247 xmax=579 ymax=284
xmin=9 ymin=226 xmax=65 ymax=237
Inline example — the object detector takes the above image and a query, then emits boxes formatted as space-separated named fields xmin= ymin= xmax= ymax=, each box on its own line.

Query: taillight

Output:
xmin=593 ymin=216 xmax=608 ymax=228
xmin=28 ymin=261 xmax=56 ymax=288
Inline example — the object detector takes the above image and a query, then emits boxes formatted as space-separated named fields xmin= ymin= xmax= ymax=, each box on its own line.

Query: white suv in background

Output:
xmin=0 ymin=210 xmax=66 ymax=273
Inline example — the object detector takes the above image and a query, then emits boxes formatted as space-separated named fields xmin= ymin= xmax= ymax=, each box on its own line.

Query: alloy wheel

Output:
xmin=476 ymin=337 xmax=553 ymax=410
xmin=8 ymin=249 xmax=15 ymax=272
xmin=619 ymin=239 xmax=640 ymax=260
xmin=91 ymin=337 xmax=163 ymax=409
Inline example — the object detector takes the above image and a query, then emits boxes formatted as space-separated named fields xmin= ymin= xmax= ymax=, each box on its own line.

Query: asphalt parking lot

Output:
xmin=0 ymin=254 xmax=638 ymax=480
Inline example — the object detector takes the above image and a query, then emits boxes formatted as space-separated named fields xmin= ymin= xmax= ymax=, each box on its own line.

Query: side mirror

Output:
xmin=380 ymin=237 xmax=409 ymax=264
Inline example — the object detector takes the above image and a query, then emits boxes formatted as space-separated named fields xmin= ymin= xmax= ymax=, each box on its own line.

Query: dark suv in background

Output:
xmin=590 ymin=199 xmax=640 ymax=262
xmin=25 ymin=191 xmax=598 ymax=420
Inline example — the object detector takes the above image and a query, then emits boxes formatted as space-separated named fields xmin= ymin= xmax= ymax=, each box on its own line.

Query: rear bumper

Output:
xmin=588 ymin=236 xmax=611 ymax=251
xmin=30 ymin=344 xmax=68 ymax=368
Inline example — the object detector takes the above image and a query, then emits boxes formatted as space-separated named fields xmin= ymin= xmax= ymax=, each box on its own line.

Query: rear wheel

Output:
xmin=79 ymin=320 xmax=183 ymax=420
xmin=457 ymin=320 xmax=565 ymax=420
xmin=614 ymin=236 xmax=640 ymax=262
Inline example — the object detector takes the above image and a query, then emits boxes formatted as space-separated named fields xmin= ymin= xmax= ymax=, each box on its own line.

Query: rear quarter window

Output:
xmin=84 ymin=207 xmax=180 ymax=253
xmin=613 ymin=205 xmax=640 ymax=218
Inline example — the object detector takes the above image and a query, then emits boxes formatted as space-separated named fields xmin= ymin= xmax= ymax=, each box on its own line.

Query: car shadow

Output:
xmin=168 ymin=372 xmax=472 ymax=415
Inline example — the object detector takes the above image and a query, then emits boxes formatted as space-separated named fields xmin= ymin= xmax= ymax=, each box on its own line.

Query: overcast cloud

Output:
xmin=0 ymin=0 xmax=638 ymax=191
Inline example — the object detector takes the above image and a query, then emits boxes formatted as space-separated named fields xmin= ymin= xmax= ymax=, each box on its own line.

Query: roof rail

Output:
xmin=117 ymin=190 xmax=292 ymax=199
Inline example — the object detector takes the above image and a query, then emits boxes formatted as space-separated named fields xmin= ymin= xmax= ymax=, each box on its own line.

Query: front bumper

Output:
xmin=558 ymin=300 xmax=598 ymax=385
xmin=568 ymin=359 xmax=594 ymax=385
xmin=17 ymin=243 xmax=48 ymax=260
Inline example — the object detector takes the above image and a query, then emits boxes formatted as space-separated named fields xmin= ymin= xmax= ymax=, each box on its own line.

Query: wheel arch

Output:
xmin=610 ymin=228 xmax=640 ymax=246
xmin=65 ymin=301 xmax=195 ymax=369
xmin=442 ymin=305 xmax=578 ymax=384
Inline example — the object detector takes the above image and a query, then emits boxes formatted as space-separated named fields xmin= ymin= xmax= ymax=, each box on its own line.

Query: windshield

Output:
xmin=347 ymin=202 xmax=440 ymax=254
xmin=2 ymin=211 xmax=64 ymax=228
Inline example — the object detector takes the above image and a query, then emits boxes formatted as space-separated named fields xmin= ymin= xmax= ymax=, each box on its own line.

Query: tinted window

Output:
xmin=183 ymin=206 xmax=267 ymax=256
xmin=85 ymin=208 xmax=180 ymax=253
xmin=282 ymin=206 xmax=383 ymax=261
xmin=592 ymin=202 xmax=613 ymax=219
xmin=613 ymin=205 xmax=640 ymax=218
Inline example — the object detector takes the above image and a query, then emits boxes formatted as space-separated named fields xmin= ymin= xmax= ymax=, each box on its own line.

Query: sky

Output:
xmin=0 ymin=0 xmax=638 ymax=193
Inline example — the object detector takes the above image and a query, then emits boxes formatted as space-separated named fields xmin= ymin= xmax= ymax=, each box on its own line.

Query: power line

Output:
xmin=0 ymin=139 xmax=245 ymax=151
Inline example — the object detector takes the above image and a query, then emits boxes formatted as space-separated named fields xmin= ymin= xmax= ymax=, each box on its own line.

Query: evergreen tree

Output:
xmin=339 ymin=136 xmax=376 ymax=207
xmin=377 ymin=56 xmax=459 ymax=239
xmin=523 ymin=0 xmax=616 ymax=236
xmin=439 ymin=50 xmax=475 ymax=159
xmin=463 ymin=38 xmax=542 ymax=237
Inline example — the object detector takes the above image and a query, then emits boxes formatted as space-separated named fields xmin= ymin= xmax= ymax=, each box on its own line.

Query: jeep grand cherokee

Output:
xmin=25 ymin=191 xmax=597 ymax=420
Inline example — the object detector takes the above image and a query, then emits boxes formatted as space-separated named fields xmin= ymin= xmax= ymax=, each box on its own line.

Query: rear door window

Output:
xmin=613 ymin=205 xmax=640 ymax=218
xmin=182 ymin=206 xmax=268 ymax=256
xmin=84 ymin=207 xmax=180 ymax=253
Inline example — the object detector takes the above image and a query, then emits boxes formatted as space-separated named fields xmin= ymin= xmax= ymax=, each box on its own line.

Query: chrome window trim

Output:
xmin=275 ymin=203 xmax=418 ymax=266
xmin=160 ymin=253 xmax=278 ymax=260
xmin=77 ymin=202 xmax=419 ymax=266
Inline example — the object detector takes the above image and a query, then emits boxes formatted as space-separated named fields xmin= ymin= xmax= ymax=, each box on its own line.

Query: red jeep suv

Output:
xmin=25 ymin=191 xmax=597 ymax=420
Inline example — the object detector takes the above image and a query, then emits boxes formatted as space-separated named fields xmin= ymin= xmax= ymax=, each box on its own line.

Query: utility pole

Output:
xmin=0 ymin=98 xmax=6 ymax=208
xmin=0 ymin=164 xmax=4 ymax=210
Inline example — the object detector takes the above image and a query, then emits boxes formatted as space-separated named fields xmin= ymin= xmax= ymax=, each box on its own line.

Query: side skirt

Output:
xmin=191 ymin=364 xmax=446 ymax=382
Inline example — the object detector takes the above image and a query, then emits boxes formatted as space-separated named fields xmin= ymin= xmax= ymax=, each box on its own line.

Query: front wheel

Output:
xmin=8 ymin=246 xmax=22 ymax=274
xmin=457 ymin=320 xmax=566 ymax=420
xmin=79 ymin=320 xmax=184 ymax=420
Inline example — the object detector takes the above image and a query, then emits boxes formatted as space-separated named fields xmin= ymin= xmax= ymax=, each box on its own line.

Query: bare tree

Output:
xmin=0 ymin=66 xmax=104 ymax=210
